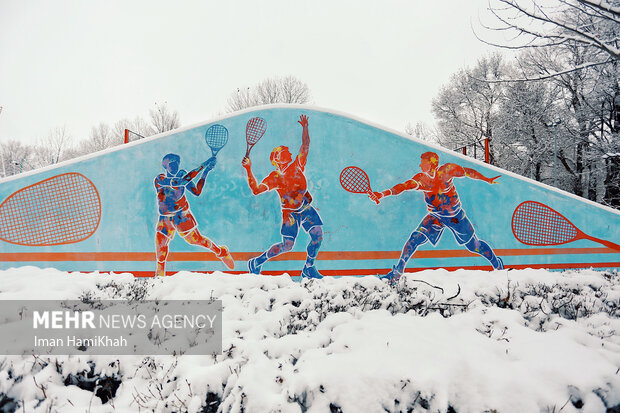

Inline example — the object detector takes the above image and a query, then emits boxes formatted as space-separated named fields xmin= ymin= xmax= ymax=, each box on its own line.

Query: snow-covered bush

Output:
xmin=0 ymin=267 xmax=617 ymax=412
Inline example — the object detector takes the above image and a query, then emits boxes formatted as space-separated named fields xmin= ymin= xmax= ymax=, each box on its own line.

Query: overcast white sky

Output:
xmin=0 ymin=0 xmax=504 ymax=146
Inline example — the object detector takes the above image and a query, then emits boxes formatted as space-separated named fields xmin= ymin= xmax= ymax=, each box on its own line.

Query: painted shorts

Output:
xmin=156 ymin=209 xmax=198 ymax=238
xmin=416 ymin=209 xmax=475 ymax=246
xmin=281 ymin=204 xmax=323 ymax=239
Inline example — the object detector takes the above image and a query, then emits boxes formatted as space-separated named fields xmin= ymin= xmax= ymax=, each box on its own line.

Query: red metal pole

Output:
xmin=462 ymin=146 xmax=467 ymax=156
xmin=484 ymin=138 xmax=490 ymax=163
xmin=124 ymin=129 xmax=129 ymax=144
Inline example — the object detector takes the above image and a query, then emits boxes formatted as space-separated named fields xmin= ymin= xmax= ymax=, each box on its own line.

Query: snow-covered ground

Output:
xmin=0 ymin=266 xmax=618 ymax=412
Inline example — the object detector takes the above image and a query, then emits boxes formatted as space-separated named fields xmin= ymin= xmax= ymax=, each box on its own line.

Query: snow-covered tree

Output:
xmin=112 ymin=116 xmax=151 ymax=143
xmin=479 ymin=0 xmax=619 ymax=68
xmin=78 ymin=123 xmax=120 ymax=154
xmin=226 ymin=75 xmax=311 ymax=112
xmin=149 ymin=102 xmax=180 ymax=135
xmin=517 ymin=41 xmax=618 ymax=200
xmin=404 ymin=121 xmax=437 ymax=143
xmin=32 ymin=125 xmax=74 ymax=168
xmin=0 ymin=140 xmax=34 ymax=177
xmin=494 ymin=76 xmax=562 ymax=183
xmin=432 ymin=54 xmax=505 ymax=164
xmin=432 ymin=43 xmax=619 ymax=208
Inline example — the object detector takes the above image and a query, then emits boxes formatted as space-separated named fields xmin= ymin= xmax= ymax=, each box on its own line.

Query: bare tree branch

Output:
xmin=226 ymin=75 xmax=311 ymax=112
xmin=476 ymin=0 xmax=620 ymax=61
xmin=149 ymin=102 xmax=180 ymax=134
xmin=575 ymin=0 xmax=620 ymax=16
xmin=471 ymin=59 xmax=611 ymax=82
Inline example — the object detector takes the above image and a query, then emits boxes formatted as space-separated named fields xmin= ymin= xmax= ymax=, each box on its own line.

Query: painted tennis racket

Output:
xmin=205 ymin=124 xmax=229 ymax=157
xmin=512 ymin=200 xmax=620 ymax=250
xmin=0 ymin=173 xmax=101 ymax=246
xmin=339 ymin=166 xmax=380 ymax=204
xmin=244 ymin=117 xmax=266 ymax=158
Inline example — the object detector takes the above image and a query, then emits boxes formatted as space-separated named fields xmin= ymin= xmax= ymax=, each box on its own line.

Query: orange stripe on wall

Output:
xmin=0 ymin=247 xmax=617 ymax=262
xmin=124 ymin=261 xmax=620 ymax=277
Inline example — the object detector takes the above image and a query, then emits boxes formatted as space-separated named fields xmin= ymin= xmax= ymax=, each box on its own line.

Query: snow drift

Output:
xmin=0 ymin=267 xmax=618 ymax=412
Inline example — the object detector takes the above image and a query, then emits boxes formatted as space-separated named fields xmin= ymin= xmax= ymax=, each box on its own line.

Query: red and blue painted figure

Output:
xmin=154 ymin=154 xmax=234 ymax=276
xmin=370 ymin=151 xmax=504 ymax=282
xmin=242 ymin=115 xmax=324 ymax=279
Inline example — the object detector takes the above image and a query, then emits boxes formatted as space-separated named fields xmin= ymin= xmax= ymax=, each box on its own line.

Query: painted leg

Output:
xmin=302 ymin=226 xmax=323 ymax=279
xmin=155 ymin=232 xmax=171 ymax=277
xmin=182 ymin=228 xmax=218 ymax=252
xmin=249 ymin=237 xmax=296 ymax=274
xmin=305 ymin=226 xmax=323 ymax=266
xmin=380 ymin=231 xmax=428 ymax=282
xmin=394 ymin=231 xmax=428 ymax=274
xmin=182 ymin=229 xmax=235 ymax=270
xmin=379 ymin=230 xmax=428 ymax=285
xmin=464 ymin=236 xmax=503 ymax=270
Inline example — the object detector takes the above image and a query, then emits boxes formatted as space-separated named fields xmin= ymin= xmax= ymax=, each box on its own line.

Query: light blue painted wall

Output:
xmin=1 ymin=106 xmax=618 ymax=274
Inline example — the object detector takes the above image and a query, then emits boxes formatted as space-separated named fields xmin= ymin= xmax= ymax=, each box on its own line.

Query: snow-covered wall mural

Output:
xmin=0 ymin=106 xmax=618 ymax=276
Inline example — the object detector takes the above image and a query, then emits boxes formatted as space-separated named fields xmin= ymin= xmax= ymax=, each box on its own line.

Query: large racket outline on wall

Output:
xmin=244 ymin=117 xmax=266 ymax=158
xmin=0 ymin=172 xmax=101 ymax=246
xmin=339 ymin=166 xmax=379 ymax=204
xmin=204 ymin=124 xmax=229 ymax=157
xmin=512 ymin=200 xmax=620 ymax=250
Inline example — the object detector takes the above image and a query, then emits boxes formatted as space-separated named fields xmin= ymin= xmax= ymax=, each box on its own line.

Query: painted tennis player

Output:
xmin=369 ymin=151 xmax=504 ymax=281
xmin=242 ymin=114 xmax=324 ymax=279
xmin=154 ymin=154 xmax=234 ymax=276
